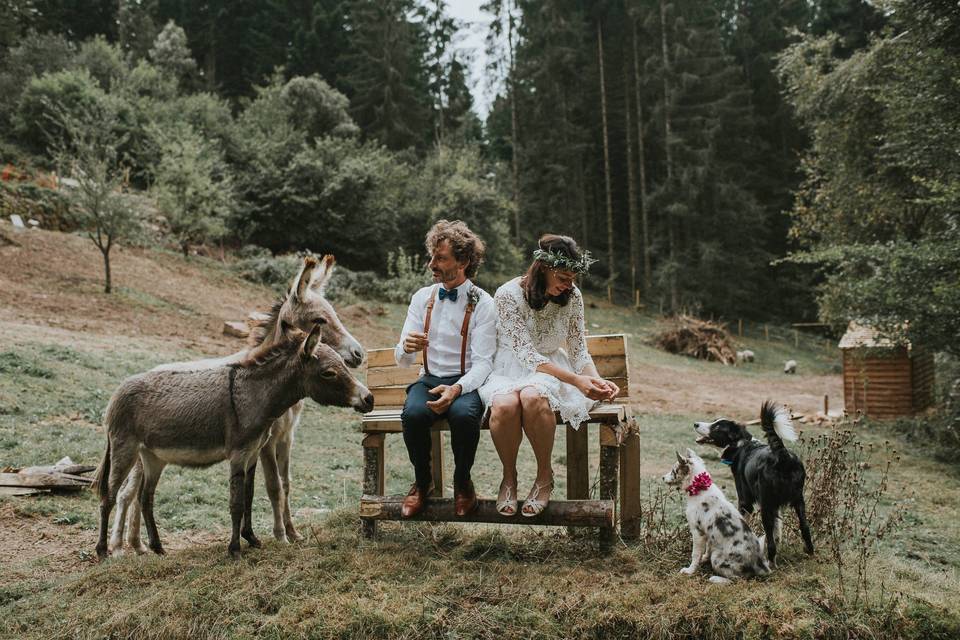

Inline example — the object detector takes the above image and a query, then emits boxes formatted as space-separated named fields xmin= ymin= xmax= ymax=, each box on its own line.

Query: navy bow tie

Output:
xmin=438 ymin=287 xmax=458 ymax=302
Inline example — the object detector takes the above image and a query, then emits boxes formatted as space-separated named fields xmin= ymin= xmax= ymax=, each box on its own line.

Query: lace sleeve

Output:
xmin=496 ymin=286 xmax=550 ymax=372
xmin=566 ymin=288 xmax=593 ymax=374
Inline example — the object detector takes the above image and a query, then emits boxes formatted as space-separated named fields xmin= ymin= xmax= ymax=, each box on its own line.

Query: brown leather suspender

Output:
xmin=422 ymin=284 xmax=474 ymax=377
xmin=459 ymin=300 xmax=475 ymax=375
xmin=422 ymin=285 xmax=438 ymax=375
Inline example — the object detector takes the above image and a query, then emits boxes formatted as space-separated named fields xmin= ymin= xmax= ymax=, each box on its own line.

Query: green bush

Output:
xmin=0 ymin=181 xmax=74 ymax=231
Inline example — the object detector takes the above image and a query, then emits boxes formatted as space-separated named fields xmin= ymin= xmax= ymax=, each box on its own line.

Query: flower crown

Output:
xmin=532 ymin=248 xmax=597 ymax=274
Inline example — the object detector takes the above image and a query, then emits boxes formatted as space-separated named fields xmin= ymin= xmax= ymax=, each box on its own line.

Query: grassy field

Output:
xmin=1 ymin=231 xmax=959 ymax=639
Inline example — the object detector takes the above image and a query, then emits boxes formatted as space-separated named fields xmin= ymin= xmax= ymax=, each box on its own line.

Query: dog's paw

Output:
xmin=679 ymin=567 xmax=696 ymax=576
xmin=708 ymin=575 xmax=732 ymax=585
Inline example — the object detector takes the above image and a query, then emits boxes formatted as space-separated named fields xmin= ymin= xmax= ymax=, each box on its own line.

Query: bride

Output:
xmin=479 ymin=234 xmax=619 ymax=517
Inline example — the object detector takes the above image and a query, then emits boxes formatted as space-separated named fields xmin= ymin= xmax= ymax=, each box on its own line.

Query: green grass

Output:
xmin=1 ymin=296 xmax=958 ymax=638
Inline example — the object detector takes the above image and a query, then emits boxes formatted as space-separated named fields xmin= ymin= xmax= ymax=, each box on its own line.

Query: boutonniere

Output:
xmin=466 ymin=286 xmax=481 ymax=310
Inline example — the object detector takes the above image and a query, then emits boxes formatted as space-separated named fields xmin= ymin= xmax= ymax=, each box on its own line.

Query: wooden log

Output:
xmin=619 ymin=420 xmax=642 ymax=540
xmin=223 ymin=321 xmax=249 ymax=339
xmin=359 ymin=496 xmax=615 ymax=528
xmin=361 ymin=433 xmax=385 ymax=539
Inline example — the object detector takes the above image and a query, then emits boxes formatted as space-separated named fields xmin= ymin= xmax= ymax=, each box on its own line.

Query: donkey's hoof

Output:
xmin=132 ymin=543 xmax=149 ymax=556
xmin=243 ymin=533 xmax=262 ymax=549
xmin=150 ymin=544 xmax=166 ymax=556
xmin=95 ymin=544 xmax=109 ymax=559
xmin=273 ymin=527 xmax=288 ymax=543
xmin=228 ymin=545 xmax=242 ymax=560
xmin=285 ymin=527 xmax=303 ymax=542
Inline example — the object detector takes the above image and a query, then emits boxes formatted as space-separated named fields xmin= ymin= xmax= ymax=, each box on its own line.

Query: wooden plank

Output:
xmin=371 ymin=386 xmax=407 ymax=407
xmin=606 ymin=377 xmax=629 ymax=398
xmin=366 ymin=367 xmax=419 ymax=388
xmin=360 ymin=496 xmax=614 ymax=528
xmin=592 ymin=355 xmax=628 ymax=379
xmin=585 ymin=334 xmax=626 ymax=357
xmin=362 ymin=405 xmax=626 ymax=433
xmin=367 ymin=349 xmax=422 ymax=369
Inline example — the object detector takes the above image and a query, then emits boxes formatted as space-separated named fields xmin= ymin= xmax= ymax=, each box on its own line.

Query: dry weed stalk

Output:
xmin=800 ymin=425 xmax=907 ymax=605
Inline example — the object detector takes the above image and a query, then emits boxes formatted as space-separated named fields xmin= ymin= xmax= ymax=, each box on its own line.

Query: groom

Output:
xmin=395 ymin=220 xmax=496 ymax=518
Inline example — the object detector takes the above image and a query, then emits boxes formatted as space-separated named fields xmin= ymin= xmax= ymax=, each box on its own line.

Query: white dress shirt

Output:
xmin=394 ymin=279 xmax=496 ymax=394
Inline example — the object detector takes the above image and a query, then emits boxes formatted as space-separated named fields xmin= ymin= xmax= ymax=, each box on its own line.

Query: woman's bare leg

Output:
xmin=488 ymin=392 xmax=522 ymax=510
xmin=518 ymin=387 xmax=556 ymax=512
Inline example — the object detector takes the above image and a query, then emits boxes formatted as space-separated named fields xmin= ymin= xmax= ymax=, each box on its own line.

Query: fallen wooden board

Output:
xmin=223 ymin=321 xmax=249 ymax=339
xmin=0 ymin=472 xmax=92 ymax=489
xmin=0 ymin=486 xmax=43 ymax=496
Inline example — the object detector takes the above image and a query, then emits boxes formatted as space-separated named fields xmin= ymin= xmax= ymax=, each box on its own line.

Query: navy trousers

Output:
xmin=401 ymin=374 xmax=483 ymax=491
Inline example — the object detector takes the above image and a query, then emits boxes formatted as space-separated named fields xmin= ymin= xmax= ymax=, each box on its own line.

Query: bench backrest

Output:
xmin=365 ymin=334 xmax=629 ymax=409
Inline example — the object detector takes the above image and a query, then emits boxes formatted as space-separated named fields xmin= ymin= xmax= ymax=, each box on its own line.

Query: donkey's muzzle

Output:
xmin=355 ymin=390 xmax=374 ymax=413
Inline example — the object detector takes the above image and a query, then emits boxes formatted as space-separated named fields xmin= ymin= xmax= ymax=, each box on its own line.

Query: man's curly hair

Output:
xmin=425 ymin=219 xmax=486 ymax=279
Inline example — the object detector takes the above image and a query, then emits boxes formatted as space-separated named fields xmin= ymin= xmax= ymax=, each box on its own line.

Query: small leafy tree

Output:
xmin=48 ymin=100 xmax=138 ymax=293
xmin=148 ymin=20 xmax=197 ymax=89
xmin=150 ymin=121 xmax=232 ymax=256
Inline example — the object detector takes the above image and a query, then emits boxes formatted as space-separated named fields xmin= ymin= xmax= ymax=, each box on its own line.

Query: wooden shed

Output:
xmin=839 ymin=323 xmax=935 ymax=419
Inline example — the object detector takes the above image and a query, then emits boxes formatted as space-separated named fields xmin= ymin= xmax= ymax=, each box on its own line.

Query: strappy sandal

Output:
xmin=496 ymin=479 xmax=518 ymax=517
xmin=521 ymin=474 xmax=554 ymax=518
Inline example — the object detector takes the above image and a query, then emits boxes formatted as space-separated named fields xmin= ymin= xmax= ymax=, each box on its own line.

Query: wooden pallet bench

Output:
xmin=359 ymin=334 xmax=640 ymax=551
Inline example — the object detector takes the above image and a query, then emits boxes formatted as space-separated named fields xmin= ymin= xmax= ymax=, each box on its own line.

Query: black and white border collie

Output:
xmin=662 ymin=449 xmax=770 ymax=583
xmin=693 ymin=400 xmax=814 ymax=566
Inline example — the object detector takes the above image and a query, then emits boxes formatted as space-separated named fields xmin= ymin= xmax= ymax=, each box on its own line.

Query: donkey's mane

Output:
xmin=238 ymin=330 xmax=304 ymax=368
xmin=246 ymin=298 xmax=285 ymax=348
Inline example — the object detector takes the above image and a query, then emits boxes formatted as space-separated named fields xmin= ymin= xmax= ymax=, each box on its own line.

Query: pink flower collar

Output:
xmin=685 ymin=472 xmax=712 ymax=496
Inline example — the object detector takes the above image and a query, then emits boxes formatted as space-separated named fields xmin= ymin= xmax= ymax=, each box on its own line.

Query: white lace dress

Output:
xmin=478 ymin=277 xmax=597 ymax=429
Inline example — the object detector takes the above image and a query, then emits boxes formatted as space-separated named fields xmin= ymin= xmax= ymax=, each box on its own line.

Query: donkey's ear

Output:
xmin=685 ymin=447 xmax=698 ymax=459
xmin=301 ymin=323 xmax=323 ymax=360
xmin=676 ymin=451 xmax=686 ymax=464
xmin=310 ymin=254 xmax=336 ymax=293
xmin=290 ymin=256 xmax=319 ymax=301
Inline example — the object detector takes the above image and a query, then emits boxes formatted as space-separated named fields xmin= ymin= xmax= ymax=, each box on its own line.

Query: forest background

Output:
xmin=0 ymin=0 xmax=957 ymax=356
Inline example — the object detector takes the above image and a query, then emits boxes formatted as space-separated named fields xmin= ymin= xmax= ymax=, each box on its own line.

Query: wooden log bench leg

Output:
xmin=566 ymin=424 xmax=589 ymax=536
xmin=599 ymin=423 xmax=621 ymax=553
xmin=619 ymin=417 xmax=642 ymax=540
xmin=362 ymin=433 xmax=385 ymax=539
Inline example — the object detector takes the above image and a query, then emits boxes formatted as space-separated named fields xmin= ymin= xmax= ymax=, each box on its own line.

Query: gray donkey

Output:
xmin=109 ymin=255 xmax=363 ymax=554
xmin=94 ymin=325 xmax=374 ymax=558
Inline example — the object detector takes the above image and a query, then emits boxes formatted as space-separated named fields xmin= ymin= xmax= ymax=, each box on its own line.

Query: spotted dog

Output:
xmin=694 ymin=400 xmax=814 ymax=567
xmin=663 ymin=448 xmax=771 ymax=584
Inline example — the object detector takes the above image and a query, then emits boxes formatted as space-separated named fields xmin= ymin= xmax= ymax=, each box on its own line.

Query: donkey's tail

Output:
xmin=91 ymin=440 xmax=111 ymax=501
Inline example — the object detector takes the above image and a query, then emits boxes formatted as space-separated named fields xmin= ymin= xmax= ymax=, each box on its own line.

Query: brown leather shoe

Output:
xmin=454 ymin=481 xmax=478 ymax=517
xmin=401 ymin=483 xmax=432 ymax=518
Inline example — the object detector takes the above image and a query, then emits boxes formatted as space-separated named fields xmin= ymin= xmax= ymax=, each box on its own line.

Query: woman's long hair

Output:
xmin=522 ymin=234 xmax=582 ymax=310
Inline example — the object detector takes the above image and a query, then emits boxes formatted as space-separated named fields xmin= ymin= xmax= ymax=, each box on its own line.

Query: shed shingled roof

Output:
xmin=838 ymin=322 xmax=911 ymax=350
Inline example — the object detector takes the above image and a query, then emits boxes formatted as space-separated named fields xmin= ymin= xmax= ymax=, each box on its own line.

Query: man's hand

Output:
xmin=403 ymin=331 xmax=429 ymax=354
xmin=426 ymin=384 xmax=462 ymax=414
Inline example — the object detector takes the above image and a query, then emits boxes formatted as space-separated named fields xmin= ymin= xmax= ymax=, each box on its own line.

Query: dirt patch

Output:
xmin=627 ymin=362 xmax=841 ymax=421
xmin=0 ymin=501 xmax=223 ymax=590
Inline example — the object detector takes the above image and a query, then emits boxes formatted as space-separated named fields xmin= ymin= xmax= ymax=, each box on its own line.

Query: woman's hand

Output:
xmin=574 ymin=375 xmax=609 ymax=401
xmin=600 ymin=379 xmax=620 ymax=401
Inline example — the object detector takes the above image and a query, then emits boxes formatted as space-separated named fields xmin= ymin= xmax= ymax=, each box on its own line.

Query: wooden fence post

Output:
xmin=599 ymin=424 xmax=621 ymax=553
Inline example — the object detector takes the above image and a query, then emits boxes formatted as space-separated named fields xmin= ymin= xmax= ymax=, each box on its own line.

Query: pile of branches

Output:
xmin=654 ymin=315 xmax=736 ymax=365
